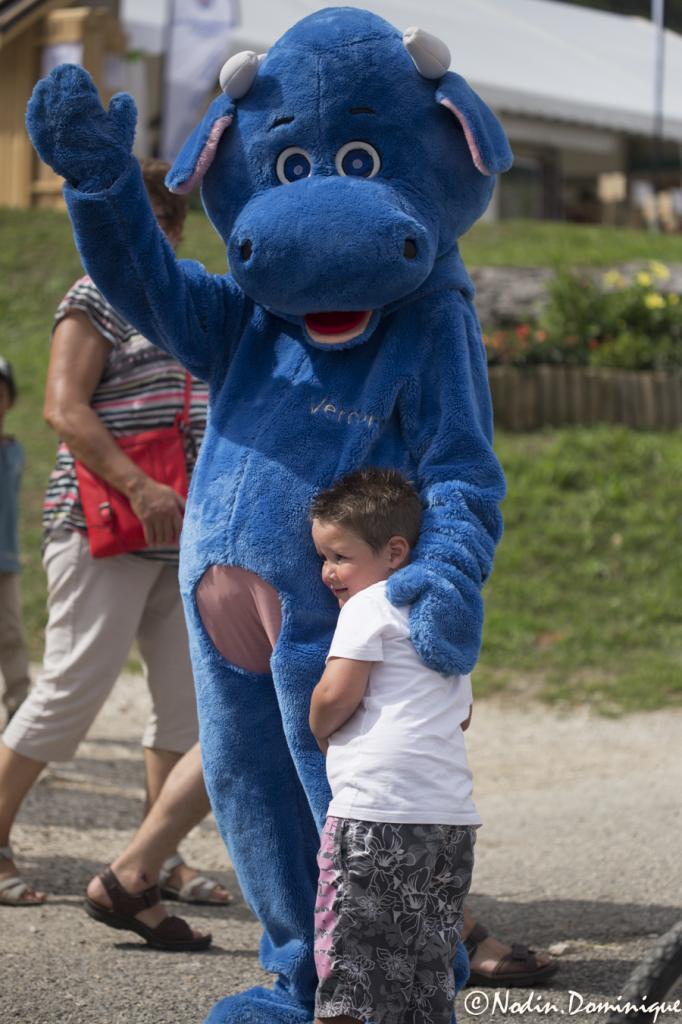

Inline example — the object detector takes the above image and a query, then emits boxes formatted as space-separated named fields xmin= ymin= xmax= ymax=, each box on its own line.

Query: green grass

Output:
xmin=183 ymin=211 xmax=682 ymax=270
xmin=2 ymin=207 xmax=681 ymax=712
xmin=185 ymin=209 xmax=682 ymax=270
xmin=186 ymin=211 xmax=682 ymax=269
xmin=461 ymin=219 xmax=682 ymax=268
xmin=1 ymin=210 xmax=84 ymax=653
xmin=478 ymin=427 xmax=682 ymax=713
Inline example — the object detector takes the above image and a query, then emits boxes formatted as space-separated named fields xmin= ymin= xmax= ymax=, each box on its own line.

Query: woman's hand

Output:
xmin=127 ymin=477 xmax=185 ymax=546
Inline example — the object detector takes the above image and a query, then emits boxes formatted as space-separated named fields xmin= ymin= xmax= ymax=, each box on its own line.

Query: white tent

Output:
xmin=215 ymin=0 xmax=682 ymax=142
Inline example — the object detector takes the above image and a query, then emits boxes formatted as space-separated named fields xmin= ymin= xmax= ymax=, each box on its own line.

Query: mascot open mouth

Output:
xmin=304 ymin=310 xmax=372 ymax=344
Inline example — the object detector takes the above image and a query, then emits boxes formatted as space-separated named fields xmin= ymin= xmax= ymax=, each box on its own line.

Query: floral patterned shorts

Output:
xmin=314 ymin=816 xmax=477 ymax=1024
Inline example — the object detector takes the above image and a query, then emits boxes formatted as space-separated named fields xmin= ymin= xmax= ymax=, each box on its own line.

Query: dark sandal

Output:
xmin=84 ymin=867 xmax=212 ymax=951
xmin=464 ymin=922 xmax=558 ymax=988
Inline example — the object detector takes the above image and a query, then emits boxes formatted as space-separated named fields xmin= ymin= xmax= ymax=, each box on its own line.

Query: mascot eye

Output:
xmin=276 ymin=147 xmax=312 ymax=184
xmin=335 ymin=141 xmax=381 ymax=178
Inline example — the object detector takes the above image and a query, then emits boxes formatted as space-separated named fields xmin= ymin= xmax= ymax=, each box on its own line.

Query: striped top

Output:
xmin=42 ymin=277 xmax=208 ymax=563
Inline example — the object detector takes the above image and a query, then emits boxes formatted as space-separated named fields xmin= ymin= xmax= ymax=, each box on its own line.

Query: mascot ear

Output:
xmin=435 ymin=72 xmax=512 ymax=176
xmin=166 ymin=93 xmax=235 ymax=195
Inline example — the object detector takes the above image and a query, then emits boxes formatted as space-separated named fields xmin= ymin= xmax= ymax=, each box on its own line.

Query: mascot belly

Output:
xmin=27 ymin=8 xmax=512 ymax=1022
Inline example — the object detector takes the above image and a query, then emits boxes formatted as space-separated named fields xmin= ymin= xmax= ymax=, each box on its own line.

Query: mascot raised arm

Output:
xmin=27 ymin=8 xmax=512 ymax=1023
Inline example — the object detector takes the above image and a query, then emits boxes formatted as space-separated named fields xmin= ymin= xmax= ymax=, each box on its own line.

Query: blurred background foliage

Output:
xmin=484 ymin=262 xmax=682 ymax=369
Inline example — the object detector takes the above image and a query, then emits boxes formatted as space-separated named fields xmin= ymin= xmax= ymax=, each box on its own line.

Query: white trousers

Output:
xmin=3 ymin=532 xmax=198 ymax=762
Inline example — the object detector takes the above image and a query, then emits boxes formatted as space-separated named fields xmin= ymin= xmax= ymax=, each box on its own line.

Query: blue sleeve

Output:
xmin=14 ymin=440 xmax=25 ymax=479
xmin=386 ymin=294 xmax=505 ymax=675
xmin=64 ymin=157 xmax=249 ymax=382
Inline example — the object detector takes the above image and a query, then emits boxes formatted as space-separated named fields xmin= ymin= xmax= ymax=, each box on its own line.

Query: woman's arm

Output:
xmin=309 ymin=657 xmax=371 ymax=752
xmin=44 ymin=312 xmax=185 ymax=546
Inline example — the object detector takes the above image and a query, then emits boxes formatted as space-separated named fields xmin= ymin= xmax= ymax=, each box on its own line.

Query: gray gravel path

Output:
xmin=1 ymin=674 xmax=680 ymax=1024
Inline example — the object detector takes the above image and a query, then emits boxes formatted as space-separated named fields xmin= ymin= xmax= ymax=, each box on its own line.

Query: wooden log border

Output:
xmin=488 ymin=366 xmax=682 ymax=431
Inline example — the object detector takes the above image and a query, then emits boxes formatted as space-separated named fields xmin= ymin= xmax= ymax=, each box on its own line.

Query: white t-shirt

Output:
xmin=325 ymin=580 xmax=481 ymax=826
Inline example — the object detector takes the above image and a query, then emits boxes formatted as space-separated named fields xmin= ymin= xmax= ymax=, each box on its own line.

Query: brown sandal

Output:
xmin=464 ymin=922 xmax=558 ymax=988
xmin=84 ymin=867 xmax=212 ymax=951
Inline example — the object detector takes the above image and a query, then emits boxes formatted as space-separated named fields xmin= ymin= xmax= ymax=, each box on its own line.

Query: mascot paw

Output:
xmin=26 ymin=64 xmax=136 ymax=193
xmin=203 ymin=987 xmax=313 ymax=1024
xmin=387 ymin=563 xmax=482 ymax=676
xmin=386 ymin=561 xmax=428 ymax=606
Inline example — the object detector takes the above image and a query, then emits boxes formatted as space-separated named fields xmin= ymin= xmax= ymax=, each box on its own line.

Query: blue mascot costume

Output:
xmin=27 ymin=8 xmax=511 ymax=1022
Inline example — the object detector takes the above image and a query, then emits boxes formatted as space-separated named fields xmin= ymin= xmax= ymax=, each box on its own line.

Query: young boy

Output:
xmin=309 ymin=468 xmax=478 ymax=1024
xmin=0 ymin=358 xmax=31 ymax=724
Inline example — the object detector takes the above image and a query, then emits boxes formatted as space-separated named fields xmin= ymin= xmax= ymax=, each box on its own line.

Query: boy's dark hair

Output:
xmin=310 ymin=468 xmax=422 ymax=551
xmin=0 ymin=356 xmax=16 ymax=403
xmin=140 ymin=158 xmax=188 ymax=234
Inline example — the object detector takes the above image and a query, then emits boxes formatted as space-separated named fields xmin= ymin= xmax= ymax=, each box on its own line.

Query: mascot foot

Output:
xmin=204 ymin=945 xmax=468 ymax=1023
xmin=204 ymin=987 xmax=313 ymax=1024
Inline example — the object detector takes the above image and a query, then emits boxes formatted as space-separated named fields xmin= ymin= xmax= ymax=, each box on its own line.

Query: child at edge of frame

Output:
xmin=0 ymin=357 xmax=31 ymax=725
xmin=309 ymin=467 xmax=478 ymax=1024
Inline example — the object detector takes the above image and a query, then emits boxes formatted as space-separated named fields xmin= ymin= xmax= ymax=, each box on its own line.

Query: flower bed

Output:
xmin=484 ymin=261 xmax=682 ymax=430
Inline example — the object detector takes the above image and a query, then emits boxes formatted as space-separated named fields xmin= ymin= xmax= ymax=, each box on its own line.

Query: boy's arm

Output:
xmin=309 ymin=657 xmax=371 ymax=752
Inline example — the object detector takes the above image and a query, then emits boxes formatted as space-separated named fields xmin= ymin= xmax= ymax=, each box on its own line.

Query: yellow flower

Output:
xmin=649 ymin=260 xmax=670 ymax=280
xmin=603 ymin=270 xmax=625 ymax=287
xmin=669 ymin=293 xmax=680 ymax=306
xmin=636 ymin=272 xmax=652 ymax=287
xmin=644 ymin=292 xmax=665 ymax=310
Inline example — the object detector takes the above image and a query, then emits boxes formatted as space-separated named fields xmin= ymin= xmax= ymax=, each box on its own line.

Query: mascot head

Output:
xmin=167 ymin=7 xmax=512 ymax=347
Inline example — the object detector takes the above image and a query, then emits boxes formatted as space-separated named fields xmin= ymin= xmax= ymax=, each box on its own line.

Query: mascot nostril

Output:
xmin=27 ymin=7 xmax=514 ymax=1024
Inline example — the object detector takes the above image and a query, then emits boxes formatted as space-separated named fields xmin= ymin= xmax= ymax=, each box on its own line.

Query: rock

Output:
xmin=471 ymin=266 xmax=553 ymax=328
xmin=470 ymin=261 xmax=682 ymax=329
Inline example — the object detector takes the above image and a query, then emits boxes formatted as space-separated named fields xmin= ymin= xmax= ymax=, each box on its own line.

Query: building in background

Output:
xmin=118 ymin=0 xmax=237 ymax=162
xmin=214 ymin=0 xmax=682 ymax=229
xmin=0 ymin=0 xmax=125 ymax=208
xmin=2 ymin=0 xmax=682 ymax=229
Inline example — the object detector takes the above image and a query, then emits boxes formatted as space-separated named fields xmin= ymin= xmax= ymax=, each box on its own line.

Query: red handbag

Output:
xmin=75 ymin=374 xmax=193 ymax=558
